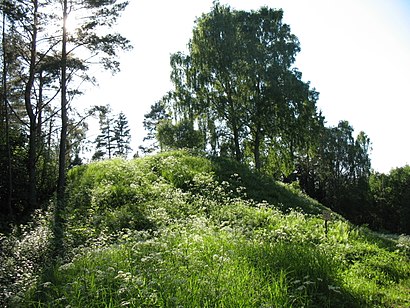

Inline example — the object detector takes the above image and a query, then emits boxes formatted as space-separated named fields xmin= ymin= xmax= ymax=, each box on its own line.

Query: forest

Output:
xmin=0 ymin=1 xmax=409 ymax=306
xmin=0 ymin=0 xmax=132 ymax=230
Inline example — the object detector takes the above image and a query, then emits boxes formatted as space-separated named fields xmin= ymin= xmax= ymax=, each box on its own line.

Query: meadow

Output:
xmin=1 ymin=150 xmax=409 ymax=307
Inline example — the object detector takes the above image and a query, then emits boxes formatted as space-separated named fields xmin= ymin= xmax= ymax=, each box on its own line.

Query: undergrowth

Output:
xmin=1 ymin=150 xmax=409 ymax=307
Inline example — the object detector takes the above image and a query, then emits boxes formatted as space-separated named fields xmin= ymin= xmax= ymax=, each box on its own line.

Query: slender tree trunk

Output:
xmin=27 ymin=124 xmax=37 ymax=207
xmin=253 ymin=84 xmax=263 ymax=171
xmin=2 ymin=10 xmax=13 ymax=217
xmin=24 ymin=0 xmax=39 ymax=211
xmin=57 ymin=0 xmax=68 ymax=207
xmin=253 ymin=125 xmax=262 ymax=170
xmin=37 ymin=72 xmax=48 ymax=197
xmin=228 ymin=98 xmax=241 ymax=162
xmin=55 ymin=0 xmax=68 ymax=253
xmin=37 ymin=72 xmax=43 ymax=139
xmin=108 ymin=120 xmax=112 ymax=159
xmin=232 ymin=122 xmax=241 ymax=162
xmin=40 ymin=116 xmax=54 ymax=199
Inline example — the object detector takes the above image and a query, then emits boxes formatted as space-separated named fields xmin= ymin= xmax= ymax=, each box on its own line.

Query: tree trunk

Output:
xmin=2 ymin=10 xmax=13 ymax=217
xmin=37 ymin=71 xmax=48 ymax=197
xmin=228 ymin=98 xmax=241 ymax=162
xmin=37 ymin=71 xmax=44 ymax=139
xmin=55 ymin=0 xmax=68 ymax=254
xmin=27 ymin=124 xmax=37 ymax=208
xmin=24 ymin=0 xmax=39 ymax=211
xmin=253 ymin=125 xmax=262 ymax=170
xmin=232 ymin=121 xmax=241 ymax=162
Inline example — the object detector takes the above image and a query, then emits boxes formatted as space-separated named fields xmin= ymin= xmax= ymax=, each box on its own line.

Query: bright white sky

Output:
xmin=78 ymin=0 xmax=410 ymax=173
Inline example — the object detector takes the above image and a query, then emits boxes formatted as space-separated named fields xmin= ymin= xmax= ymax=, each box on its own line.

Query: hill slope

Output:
xmin=5 ymin=151 xmax=410 ymax=307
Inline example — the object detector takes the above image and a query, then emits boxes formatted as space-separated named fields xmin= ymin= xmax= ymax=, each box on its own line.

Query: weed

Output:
xmin=1 ymin=151 xmax=409 ymax=307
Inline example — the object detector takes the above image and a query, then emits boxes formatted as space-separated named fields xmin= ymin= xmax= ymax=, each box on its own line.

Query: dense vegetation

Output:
xmin=0 ymin=0 xmax=408 ymax=235
xmin=0 ymin=0 xmax=131 ymax=228
xmin=141 ymin=3 xmax=408 ymax=234
xmin=369 ymin=166 xmax=410 ymax=234
xmin=1 ymin=151 xmax=409 ymax=307
xmin=1 ymin=2 xmax=409 ymax=306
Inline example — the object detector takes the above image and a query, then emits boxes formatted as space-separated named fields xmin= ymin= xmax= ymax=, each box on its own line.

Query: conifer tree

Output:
xmin=113 ymin=111 xmax=131 ymax=157
xmin=92 ymin=106 xmax=115 ymax=160
xmin=93 ymin=109 xmax=132 ymax=159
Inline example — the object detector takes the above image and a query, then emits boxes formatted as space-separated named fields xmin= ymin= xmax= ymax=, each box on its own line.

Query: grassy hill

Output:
xmin=2 ymin=150 xmax=410 ymax=307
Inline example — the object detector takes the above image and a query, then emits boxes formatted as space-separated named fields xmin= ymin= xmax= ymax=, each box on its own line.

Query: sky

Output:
xmin=78 ymin=0 xmax=410 ymax=173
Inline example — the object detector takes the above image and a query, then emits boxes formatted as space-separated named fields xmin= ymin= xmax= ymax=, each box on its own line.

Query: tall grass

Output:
xmin=1 ymin=150 xmax=409 ymax=307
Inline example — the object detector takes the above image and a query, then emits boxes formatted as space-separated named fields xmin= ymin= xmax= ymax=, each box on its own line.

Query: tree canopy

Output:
xmin=0 ymin=0 xmax=131 ymax=227
xmin=141 ymin=2 xmax=406 ymax=233
xmin=1 ymin=1 xmax=407 ymax=236
xmin=154 ymin=4 xmax=321 ymax=174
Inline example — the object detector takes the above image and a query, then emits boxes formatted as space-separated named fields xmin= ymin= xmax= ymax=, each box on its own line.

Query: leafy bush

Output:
xmin=369 ymin=166 xmax=410 ymax=233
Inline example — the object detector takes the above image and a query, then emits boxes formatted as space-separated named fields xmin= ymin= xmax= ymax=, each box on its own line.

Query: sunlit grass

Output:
xmin=1 ymin=150 xmax=409 ymax=307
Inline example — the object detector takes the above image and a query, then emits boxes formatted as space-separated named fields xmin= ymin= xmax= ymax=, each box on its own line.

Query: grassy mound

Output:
xmin=3 ymin=151 xmax=410 ymax=307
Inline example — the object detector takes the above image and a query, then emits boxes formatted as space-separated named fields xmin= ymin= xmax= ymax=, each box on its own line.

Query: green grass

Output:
xmin=2 ymin=150 xmax=409 ymax=307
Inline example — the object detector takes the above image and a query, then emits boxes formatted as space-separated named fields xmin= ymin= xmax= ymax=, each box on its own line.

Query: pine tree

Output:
xmin=92 ymin=106 xmax=115 ymax=160
xmin=112 ymin=111 xmax=131 ymax=157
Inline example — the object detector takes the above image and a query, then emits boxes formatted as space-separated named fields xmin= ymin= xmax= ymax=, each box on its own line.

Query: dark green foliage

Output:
xmin=297 ymin=121 xmax=372 ymax=225
xmin=0 ymin=128 xmax=29 ymax=227
xmin=93 ymin=106 xmax=132 ymax=159
xmin=140 ymin=3 xmax=384 ymax=232
xmin=146 ymin=2 xmax=320 ymax=169
xmin=369 ymin=166 xmax=410 ymax=234
xmin=210 ymin=155 xmax=326 ymax=215
xmin=112 ymin=111 xmax=132 ymax=157
xmin=139 ymin=99 xmax=170 ymax=154
xmin=93 ymin=105 xmax=115 ymax=159
xmin=157 ymin=119 xmax=204 ymax=151
xmin=0 ymin=0 xmax=131 ymax=228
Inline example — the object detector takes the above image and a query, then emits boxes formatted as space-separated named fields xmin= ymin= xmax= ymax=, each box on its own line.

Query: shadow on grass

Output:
xmin=245 ymin=241 xmax=364 ymax=307
xmin=210 ymin=156 xmax=326 ymax=215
